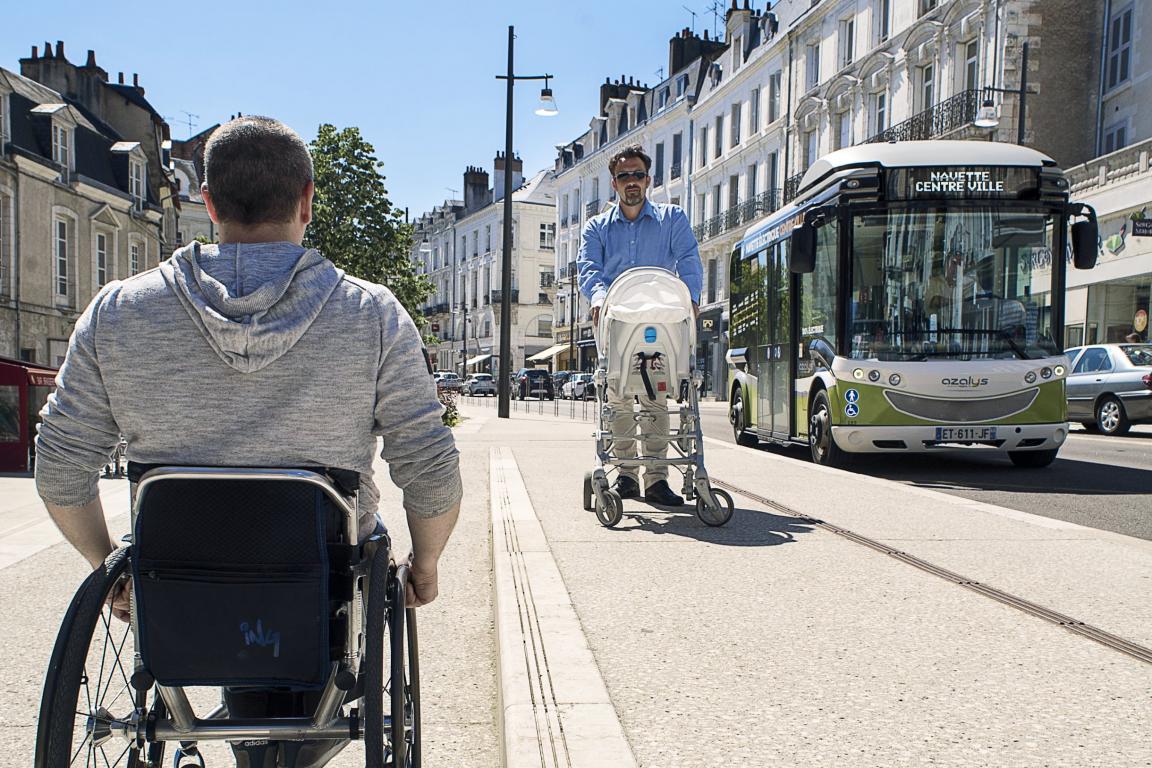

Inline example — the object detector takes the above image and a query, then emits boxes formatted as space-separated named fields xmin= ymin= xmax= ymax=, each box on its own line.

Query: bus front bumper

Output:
xmin=831 ymin=423 xmax=1068 ymax=453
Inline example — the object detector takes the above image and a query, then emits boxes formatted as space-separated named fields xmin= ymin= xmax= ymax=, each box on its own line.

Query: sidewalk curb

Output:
xmin=490 ymin=446 xmax=636 ymax=768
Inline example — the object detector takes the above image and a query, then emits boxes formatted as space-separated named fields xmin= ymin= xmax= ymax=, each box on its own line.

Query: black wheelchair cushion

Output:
xmin=132 ymin=474 xmax=336 ymax=688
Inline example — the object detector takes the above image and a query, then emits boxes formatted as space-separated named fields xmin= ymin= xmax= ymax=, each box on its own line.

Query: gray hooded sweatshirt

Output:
xmin=35 ymin=242 xmax=461 ymax=535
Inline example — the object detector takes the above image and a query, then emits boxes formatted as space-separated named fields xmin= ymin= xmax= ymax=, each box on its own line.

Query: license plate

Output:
xmin=935 ymin=426 xmax=997 ymax=441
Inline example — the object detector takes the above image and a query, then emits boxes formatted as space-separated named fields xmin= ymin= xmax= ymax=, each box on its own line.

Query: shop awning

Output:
xmin=526 ymin=343 xmax=569 ymax=362
xmin=466 ymin=354 xmax=492 ymax=366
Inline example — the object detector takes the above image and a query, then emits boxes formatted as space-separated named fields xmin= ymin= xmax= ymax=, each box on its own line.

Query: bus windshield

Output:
xmin=849 ymin=207 xmax=1060 ymax=361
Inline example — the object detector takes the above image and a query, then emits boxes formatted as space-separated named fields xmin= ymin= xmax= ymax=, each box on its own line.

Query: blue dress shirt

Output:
xmin=576 ymin=200 xmax=703 ymax=306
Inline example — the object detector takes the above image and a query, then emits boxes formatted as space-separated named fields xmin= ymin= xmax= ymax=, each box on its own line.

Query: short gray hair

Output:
xmin=203 ymin=116 xmax=314 ymax=225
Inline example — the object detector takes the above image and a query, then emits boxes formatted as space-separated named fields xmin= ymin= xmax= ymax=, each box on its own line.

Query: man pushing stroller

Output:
xmin=576 ymin=144 xmax=703 ymax=506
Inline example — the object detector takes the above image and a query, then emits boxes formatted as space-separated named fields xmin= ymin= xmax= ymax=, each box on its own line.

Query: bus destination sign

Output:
xmin=888 ymin=167 xmax=1037 ymax=200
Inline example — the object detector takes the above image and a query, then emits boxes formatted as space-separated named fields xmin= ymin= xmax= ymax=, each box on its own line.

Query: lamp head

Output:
xmin=535 ymin=86 xmax=559 ymax=117
xmin=974 ymin=98 xmax=999 ymax=130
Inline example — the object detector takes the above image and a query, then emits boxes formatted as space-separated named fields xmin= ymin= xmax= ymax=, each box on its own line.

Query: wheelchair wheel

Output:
xmin=364 ymin=550 xmax=420 ymax=767
xmin=696 ymin=488 xmax=734 ymax=527
xmin=582 ymin=472 xmax=594 ymax=511
xmin=595 ymin=489 xmax=624 ymax=528
xmin=35 ymin=546 xmax=166 ymax=767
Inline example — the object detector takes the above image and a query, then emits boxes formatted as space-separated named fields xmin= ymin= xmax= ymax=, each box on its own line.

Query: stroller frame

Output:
xmin=581 ymin=268 xmax=734 ymax=528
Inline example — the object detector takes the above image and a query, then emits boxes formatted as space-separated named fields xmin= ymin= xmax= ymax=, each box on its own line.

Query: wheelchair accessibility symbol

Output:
xmin=845 ymin=403 xmax=860 ymax=418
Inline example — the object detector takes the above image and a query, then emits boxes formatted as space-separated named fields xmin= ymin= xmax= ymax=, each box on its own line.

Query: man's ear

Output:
xmin=201 ymin=184 xmax=221 ymax=224
xmin=300 ymin=180 xmax=315 ymax=226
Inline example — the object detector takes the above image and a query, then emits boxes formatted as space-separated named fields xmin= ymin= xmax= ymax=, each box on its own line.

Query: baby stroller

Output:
xmin=582 ymin=267 xmax=734 ymax=528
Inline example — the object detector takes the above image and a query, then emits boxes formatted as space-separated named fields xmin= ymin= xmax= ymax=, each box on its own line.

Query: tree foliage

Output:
xmin=305 ymin=124 xmax=431 ymax=323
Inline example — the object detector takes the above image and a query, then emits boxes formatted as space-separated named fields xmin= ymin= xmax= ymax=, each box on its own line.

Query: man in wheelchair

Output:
xmin=34 ymin=116 xmax=460 ymax=767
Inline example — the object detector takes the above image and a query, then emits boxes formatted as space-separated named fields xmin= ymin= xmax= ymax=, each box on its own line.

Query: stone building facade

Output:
xmin=1 ymin=43 xmax=176 ymax=365
xmin=411 ymin=154 xmax=558 ymax=377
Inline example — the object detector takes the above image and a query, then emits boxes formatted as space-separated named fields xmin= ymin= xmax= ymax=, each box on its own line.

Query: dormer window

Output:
xmin=52 ymin=122 xmax=71 ymax=167
xmin=130 ymin=160 xmax=146 ymax=211
xmin=0 ymin=89 xmax=9 ymax=149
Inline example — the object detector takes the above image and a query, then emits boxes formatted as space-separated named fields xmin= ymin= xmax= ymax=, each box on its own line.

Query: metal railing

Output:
xmin=670 ymin=162 xmax=682 ymax=180
xmin=490 ymin=289 xmax=520 ymax=304
xmin=692 ymin=189 xmax=781 ymax=242
xmin=864 ymin=88 xmax=981 ymax=145
xmin=585 ymin=199 xmax=600 ymax=218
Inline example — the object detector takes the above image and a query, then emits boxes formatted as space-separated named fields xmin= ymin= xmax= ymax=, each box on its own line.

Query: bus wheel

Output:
xmin=730 ymin=389 xmax=758 ymax=447
xmin=1008 ymin=448 xmax=1059 ymax=468
xmin=809 ymin=390 xmax=848 ymax=467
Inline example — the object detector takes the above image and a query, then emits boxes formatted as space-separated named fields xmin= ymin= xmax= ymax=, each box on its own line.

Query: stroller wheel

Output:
xmin=595 ymin=489 xmax=624 ymax=528
xmin=696 ymin=488 xmax=734 ymax=527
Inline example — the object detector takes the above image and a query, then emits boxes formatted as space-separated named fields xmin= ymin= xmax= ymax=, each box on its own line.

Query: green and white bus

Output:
xmin=727 ymin=141 xmax=1099 ymax=468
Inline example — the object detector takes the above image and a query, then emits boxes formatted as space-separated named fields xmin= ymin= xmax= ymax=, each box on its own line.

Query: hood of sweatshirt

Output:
xmin=160 ymin=241 xmax=344 ymax=373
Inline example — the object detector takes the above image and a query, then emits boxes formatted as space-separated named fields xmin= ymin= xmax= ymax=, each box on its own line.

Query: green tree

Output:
xmin=305 ymin=124 xmax=431 ymax=323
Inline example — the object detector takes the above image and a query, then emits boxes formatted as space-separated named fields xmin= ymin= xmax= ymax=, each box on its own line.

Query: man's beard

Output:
xmin=624 ymin=188 xmax=644 ymax=205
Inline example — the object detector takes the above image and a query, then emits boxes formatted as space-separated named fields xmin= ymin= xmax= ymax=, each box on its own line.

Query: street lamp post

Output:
xmin=495 ymin=24 xmax=557 ymax=418
xmin=568 ymin=270 xmax=576 ymax=371
xmin=974 ymin=41 xmax=1034 ymax=144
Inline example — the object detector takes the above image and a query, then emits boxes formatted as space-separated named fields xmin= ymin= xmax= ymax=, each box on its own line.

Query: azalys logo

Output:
xmin=941 ymin=376 xmax=990 ymax=387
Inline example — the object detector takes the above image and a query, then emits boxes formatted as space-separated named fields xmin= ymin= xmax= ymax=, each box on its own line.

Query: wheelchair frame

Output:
xmin=34 ymin=466 xmax=419 ymax=768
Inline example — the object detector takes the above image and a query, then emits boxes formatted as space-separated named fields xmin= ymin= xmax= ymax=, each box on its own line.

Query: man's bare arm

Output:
xmin=405 ymin=502 xmax=461 ymax=607
xmin=45 ymin=499 xmax=115 ymax=570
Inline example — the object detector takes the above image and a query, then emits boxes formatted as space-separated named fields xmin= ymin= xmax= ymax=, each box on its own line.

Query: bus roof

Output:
xmin=740 ymin=141 xmax=1059 ymax=253
xmin=798 ymin=140 xmax=1056 ymax=196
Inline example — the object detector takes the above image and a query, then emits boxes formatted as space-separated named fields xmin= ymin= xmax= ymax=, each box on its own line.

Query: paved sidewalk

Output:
xmin=460 ymin=401 xmax=1152 ymax=767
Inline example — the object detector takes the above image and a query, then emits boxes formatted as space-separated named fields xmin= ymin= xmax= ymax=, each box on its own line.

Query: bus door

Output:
xmin=756 ymin=241 xmax=791 ymax=437
xmin=770 ymin=241 xmax=792 ymax=436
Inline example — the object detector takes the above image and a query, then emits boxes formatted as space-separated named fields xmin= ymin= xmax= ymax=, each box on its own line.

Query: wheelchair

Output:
xmin=34 ymin=464 xmax=420 ymax=767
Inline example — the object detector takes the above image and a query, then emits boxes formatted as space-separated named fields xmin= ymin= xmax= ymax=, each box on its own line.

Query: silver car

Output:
xmin=463 ymin=373 xmax=496 ymax=396
xmin=1065 ymin=344 xmax=1152 ymax=435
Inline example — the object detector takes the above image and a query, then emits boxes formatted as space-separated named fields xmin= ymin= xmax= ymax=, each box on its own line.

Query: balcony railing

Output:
xmin=490 ymin=289 xmax=520 ymax=304
xmin=691 ymin=189 xmax=782 ymax=242
xmin=585 ymin=199 xmax=600 ymax=218
xmin=1066 ymin=134 xmax=1152 ymax=196
xmin=782 ymin=171 xmax=806 ymax=205
xmin=670 ymin=162 xmax=682 ymax=180
xmin=864 ymin=88 xmax=981 ymax=145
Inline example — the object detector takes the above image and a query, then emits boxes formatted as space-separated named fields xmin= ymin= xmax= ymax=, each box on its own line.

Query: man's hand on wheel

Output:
xmin=107 ymin=576 xmax=132 ymax=623
xmin=406 ymin=556 xmax=439 ymax=607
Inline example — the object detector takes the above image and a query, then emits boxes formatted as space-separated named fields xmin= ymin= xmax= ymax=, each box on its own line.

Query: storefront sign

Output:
xmin=1136 ymin=309 xmax=1148 ymax=333
xmin=1133 ymin=219 xmax=1152 ymax=237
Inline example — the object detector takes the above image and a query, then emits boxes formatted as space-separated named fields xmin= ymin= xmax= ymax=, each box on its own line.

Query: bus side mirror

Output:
xmin=1071 ymin=220 xmax=1098 ymax=270
xmin=790 ymin=222 xmax=816 ymax=274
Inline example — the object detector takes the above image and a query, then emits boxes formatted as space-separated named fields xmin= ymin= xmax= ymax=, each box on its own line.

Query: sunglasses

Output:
xmin=614 ymin=170 xmax=648 ymax=182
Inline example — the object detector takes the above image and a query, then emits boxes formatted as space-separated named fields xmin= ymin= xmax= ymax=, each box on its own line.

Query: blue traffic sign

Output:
xmin=845 ymin=403 xmax=860 ymax=418
xmin=845 ymin=388 xmax=860 ymax=403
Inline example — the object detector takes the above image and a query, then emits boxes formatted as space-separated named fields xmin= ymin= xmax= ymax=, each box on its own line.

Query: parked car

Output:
xmin=552 ymin=370 xmax=575 ymax=393
xmin=463 ymin=373 xmax=497 ymax=396
xmin=561 ymin=373 xmax=596 ymax=400
xmin=1065 ymin=343 xmax=1152 ymax=435
xmin=433 ymin=371 xmax=463 ymax=393
xmin=514 ymin=368 xmax=554 ymax=400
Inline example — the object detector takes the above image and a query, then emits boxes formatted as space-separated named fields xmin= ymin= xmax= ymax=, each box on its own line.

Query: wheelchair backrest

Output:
xmin=129 ymin=466 xmax=359 ymax=689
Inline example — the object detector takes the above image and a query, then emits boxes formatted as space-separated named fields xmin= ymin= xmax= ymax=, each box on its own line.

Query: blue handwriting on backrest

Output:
xmin=239 ymin=620 xmax=281 ymax=658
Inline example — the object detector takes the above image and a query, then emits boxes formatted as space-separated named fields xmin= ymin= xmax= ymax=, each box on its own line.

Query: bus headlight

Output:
xmin=868 ymin=370 xmax=881 ymax=382
xmin=889 ymin=373 xmax=902 ymax=386
xmin=1024 ymin=371 xmax=1037 ymax=384
xmin=853 ymin=368 xmax=865 ymax=380
xmin=1041 ymin=367 xmax=1053 ymax=379
xmin=1054 ymin=365 xmax=1066 ymax=377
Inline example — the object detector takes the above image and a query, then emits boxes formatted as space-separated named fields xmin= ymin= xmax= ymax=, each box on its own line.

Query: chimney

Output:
xmin=118 ymin=72 xmax=124 ymax=84
xmin=85 ymin=50 xmax=97 ymax=67
xmin=464 ymin=165 xmax=491 ymax=212
xmin=31 ymin=45 xmax=38 ymax=59
xmin=56 ymin=40 xmax=65 ymax=59
xmin=493 ymin=151 xmax=524 ymax=201
xmin=43 ymin=41 xmax=53 ymax=59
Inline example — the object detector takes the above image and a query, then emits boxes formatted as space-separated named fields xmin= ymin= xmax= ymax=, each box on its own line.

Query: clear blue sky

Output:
xmin=2 ymin=0 xmax=733 ymax=220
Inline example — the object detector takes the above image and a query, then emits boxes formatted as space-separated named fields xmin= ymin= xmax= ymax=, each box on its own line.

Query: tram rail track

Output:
xmin=712 ymin=477 xmax=1152 ymax=666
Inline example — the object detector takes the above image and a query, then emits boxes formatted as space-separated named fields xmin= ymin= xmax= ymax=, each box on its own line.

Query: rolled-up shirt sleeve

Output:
xmin=670 ymin=208 xmax=703 ymax=304
xmin=35 ymin=287 xmax=122 ymax=506
xmin=577 ymin=218 xmax=610 ymax=306
xmin=371 ymin=291 xmax=462 ymax=518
